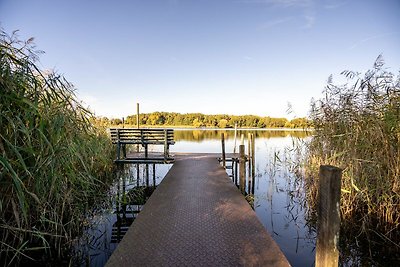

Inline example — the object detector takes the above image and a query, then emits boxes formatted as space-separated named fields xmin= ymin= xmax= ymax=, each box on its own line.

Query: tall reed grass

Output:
xmin=0 ymin=31 xmax=114 ymax=265
xmin=306 ymin=56 xmax=399 ymax=245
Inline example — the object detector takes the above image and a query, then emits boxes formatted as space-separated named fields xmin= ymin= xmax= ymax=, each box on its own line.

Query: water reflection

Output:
xmin=73 ymin=164 xmax=171 ymax=266
xmin=74 ymin=129 xmax=313 ymax=266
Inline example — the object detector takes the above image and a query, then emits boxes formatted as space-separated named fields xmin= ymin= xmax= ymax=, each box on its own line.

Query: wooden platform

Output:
xmin=106 ymin=154 xmax=290 ymax=266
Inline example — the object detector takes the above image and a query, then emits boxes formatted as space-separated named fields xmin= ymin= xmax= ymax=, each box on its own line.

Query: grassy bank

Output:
xmin=305 ymin=56 xmax=399 ymax=258
xmin=0 ymin=31 xmax=114 ymax=265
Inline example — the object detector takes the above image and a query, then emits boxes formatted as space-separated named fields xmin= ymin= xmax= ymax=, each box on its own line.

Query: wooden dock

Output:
xmin=106 ymin=154 xmax=290 ymax=266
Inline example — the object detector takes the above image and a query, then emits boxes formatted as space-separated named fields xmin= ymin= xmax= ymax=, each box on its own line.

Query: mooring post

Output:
xmin=221 ymin=132 xmax=226 ymax=168
xmin=239 ymin=144 xmax=246 ymax=194
xmin=251 ymin=133 xmax=255 ymax=194
xmin=247 ymin=133 xmax=252 ymax=178
xmin=116 ymin=129 xmax=121 ymax=160
xmin=136 ymin=103 xmax=140 ymax=129
xmin=233 ymin=123 xmax=237 ymax=154
xmin=316 ymin=165 xmax=342 ymax=267
xmin=164 ymin=129 xmax=168 ymax=159
xmin=234 ymin=158 xmax=238 ymax=186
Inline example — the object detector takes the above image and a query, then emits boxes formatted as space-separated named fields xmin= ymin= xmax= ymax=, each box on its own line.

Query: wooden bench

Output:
xmin=109 ymin=128 xmax=175 ymax=163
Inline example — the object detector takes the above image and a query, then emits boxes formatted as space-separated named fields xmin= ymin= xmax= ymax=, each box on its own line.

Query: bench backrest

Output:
xmin=109 ymin=128 xmax=175 ymax=145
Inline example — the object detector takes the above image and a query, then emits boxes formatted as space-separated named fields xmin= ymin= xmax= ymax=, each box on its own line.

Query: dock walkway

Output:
xmin=106 ymin=154 xmax=290 ymax=266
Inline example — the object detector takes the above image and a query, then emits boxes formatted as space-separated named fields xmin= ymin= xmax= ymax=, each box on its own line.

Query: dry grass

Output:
xmin=0 ymin=31 xmax=114 ymax=265
xmin=305 ymin=55 xmax=400 ymax=243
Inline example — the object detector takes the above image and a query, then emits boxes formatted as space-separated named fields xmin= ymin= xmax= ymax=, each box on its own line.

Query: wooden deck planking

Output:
xmin=106 ymin=154 xmax=290 ymax=266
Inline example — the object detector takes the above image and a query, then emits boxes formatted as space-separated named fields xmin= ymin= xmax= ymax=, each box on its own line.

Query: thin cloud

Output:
xmin=349 ymin=32 xmax=399 ymax=50
xmin=239 ymin=0 xmax=313 ymax=8
xmin=303 ymin=15 xmax=315 ymax=28
xmin=243 ymin=56 xmax=253 ymax=61
xmin=260 ymin=17 xmax=293 ymax=30
xmin=241 ymin=0 xmax=316 ymax=29
xmin=324 ymin=0 xmax=347 ymax=9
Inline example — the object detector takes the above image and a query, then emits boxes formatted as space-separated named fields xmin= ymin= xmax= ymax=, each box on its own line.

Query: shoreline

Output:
xmin=107 ymin=125 xmax=314 ymax=131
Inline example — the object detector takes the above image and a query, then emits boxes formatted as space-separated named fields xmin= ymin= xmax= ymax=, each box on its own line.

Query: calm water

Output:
xmin=74 ymin=129 xmax=315 ymax=266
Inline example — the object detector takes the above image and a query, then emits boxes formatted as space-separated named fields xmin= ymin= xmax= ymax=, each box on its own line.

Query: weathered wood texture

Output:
xmin=106 ymin=154 xmax=290 ymax=267
xmin=316 ymin=165 xmax=342 ymax=267
xmin=109 ymin=128 xmax=175 ymax=162
xmin=221 ymin=132 xmax=226 ymax=168
xmin=239 ymin=145 xmax=246 ymax=194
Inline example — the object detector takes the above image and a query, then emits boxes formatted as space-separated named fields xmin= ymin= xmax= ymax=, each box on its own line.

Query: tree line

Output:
xmin=92 ymin=112 xmax=312 ymax=129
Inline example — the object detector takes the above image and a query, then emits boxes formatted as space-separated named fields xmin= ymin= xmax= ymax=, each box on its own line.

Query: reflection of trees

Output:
xmin=174 ymin=130 xmax=311 ymax=142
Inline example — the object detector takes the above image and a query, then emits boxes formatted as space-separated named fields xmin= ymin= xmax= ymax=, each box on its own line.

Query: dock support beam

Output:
xmin=221 ymin=133 xmax=226 ymax=169
xmin=239 ymin=144 xmax=246 ymax=194
xmin=251 ymin=133 xmax=255 ymax=194
xmin=315 ymin=165 xmax=342 ymax=267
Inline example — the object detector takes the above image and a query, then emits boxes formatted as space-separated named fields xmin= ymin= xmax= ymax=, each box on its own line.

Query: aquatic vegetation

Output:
xmin=0 ymin=30 xmax=114 ymax=265
xmin=305 ymin=56 xmax=400 ymax=259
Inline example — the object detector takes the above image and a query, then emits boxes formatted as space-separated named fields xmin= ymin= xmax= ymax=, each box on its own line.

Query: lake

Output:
xmin=73 ymin=129 xmax=315 ymax=266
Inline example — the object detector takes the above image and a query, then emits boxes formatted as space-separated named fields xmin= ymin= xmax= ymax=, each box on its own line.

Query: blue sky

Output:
xmin=1 ymin=0 xmax=399 ymax=118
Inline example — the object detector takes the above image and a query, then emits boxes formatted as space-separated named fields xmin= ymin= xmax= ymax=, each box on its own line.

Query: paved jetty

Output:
xmin=106 ymin=154 xmax=290 ymax=266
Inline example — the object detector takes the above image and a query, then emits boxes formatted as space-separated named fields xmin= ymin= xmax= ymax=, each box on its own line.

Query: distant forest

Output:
xmin=92 ymin=112 xmax=312 ymax=129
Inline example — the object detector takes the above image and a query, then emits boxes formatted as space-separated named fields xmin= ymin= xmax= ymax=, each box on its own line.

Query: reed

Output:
xmin=305 ymin=56 xmax=400 ymax=245
xmin=0 ymin=31 xmax=114 ymax=265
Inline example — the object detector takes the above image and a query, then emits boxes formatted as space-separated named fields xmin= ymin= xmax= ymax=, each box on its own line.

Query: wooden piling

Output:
xmin=221 ymin=133 xmax=226 ymax=168
xmin=116 ymin=129 xmax=121 ymax=160
xmin=239 ymin=144 xmax=246 ymax=194
xmin=315 ymin=165 xmax=342 ymax=267
xmin=248 ymin=133 xmax=252 ymax=178
xmin=233 ymin=123 xmax=237 ymax=154
xmin=251 ymin=133 xmax=255 ymax=194
xmin=136 ymin=103 xmax=140 ymax=129
xmin=164 ymin=129 xmax=169 ymax=158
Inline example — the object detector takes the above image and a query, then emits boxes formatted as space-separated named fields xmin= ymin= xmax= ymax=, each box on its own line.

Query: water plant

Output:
xmin=0 ymin=30 xmax=114 ymax=265
xmin=305 ymin=55 xmax=400 ymax=260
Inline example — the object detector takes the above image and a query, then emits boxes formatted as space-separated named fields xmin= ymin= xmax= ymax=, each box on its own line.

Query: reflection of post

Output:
xmin=251 ymin=133 xmax=255 ymax=194
xmin=122 ymin=169 xmax=127 ymax=219
xmin=145 ymin=164 xmax=149 ymax=187
xmin=136 ymin=164 xmax=140 ymax=187
xmin=316 ymin=165 xmax=342 ymax=267
xmin=221 ymin=133 xmax=226 ymax=168
xmin=152 ymin=164 xmax=156 ymax=187
xmin=239 ymin=144 xmax=246 ymax=194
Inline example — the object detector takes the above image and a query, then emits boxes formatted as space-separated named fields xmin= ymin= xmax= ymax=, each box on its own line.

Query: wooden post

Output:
xmin=122 ymin=117 xmax=125 ymax=128
xmin=136 ymin=103 xmax=140 ymax=129
xmin=164 ymin=129 xmax=168 ymax=159
xmin=116 ymin=129 xmax=121 ymax=160
xmin=239 ymin=144 xmax=246 ymax=194
xmin=233 ymin=123 xmax=237 ymax=154
xmin=247 ymin=133 xmax=252 ymax=193
xmin=251 ymin=133 xmax=255 ymax=194
xmin=247 ymin=133 xmax=252 ymax=177
xmin=221 ymin=132 xmax=226 ymax=168
xmin=234 ymin=158 xmax=238 ymax=186
xmin=316 ymin=165 xmax=342 ymax=267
